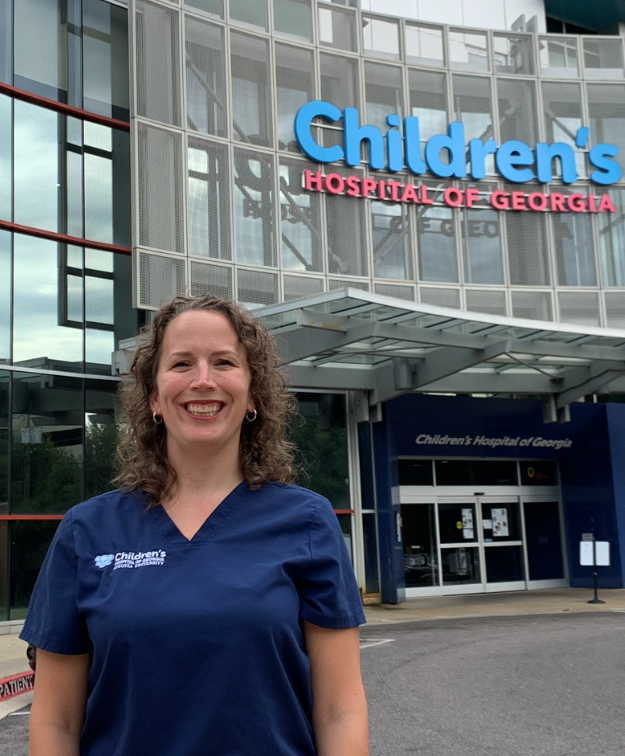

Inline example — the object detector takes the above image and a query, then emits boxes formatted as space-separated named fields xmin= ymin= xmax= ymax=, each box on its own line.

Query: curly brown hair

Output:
xmin=113 ymin=295 xmax=296 ymax=504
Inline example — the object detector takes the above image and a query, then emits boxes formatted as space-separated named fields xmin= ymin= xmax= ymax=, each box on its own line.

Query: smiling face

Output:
xmin=149 ymin=310 xmax=254 ymax=466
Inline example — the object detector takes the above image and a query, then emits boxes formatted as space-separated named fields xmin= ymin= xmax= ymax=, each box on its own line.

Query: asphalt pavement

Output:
xmin=361 ymin=612 xmax=625 ymax=756
xmin=2 ymin=611 xmax=624 ymax=755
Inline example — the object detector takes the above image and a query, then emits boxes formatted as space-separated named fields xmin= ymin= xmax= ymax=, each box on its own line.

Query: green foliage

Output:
xmin=85 ymin=422 xmax=119 ymax=499
xmin=11 ymin=437 xmax=82 ymax=514
xmin=0 ymin=430 xmax=8 ymax=505
xmin=288 ymin=413 xmax=350 ymax=509
xmin=10 ymin=422 xmax=120 ymax=513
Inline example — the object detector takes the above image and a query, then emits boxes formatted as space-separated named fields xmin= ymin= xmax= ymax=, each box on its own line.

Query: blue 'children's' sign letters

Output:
xmin=294 ymin=101 xmax=621 ymax=186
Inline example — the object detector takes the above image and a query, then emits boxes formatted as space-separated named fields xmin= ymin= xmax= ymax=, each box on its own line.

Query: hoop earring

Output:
xmin=152 ymin=412 xmax=163 ymax=425
xmin=245 ymin=409 xmax=258 ymax=422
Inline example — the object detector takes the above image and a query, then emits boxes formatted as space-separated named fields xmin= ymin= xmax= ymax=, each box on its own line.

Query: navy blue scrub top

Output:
xmin=20 ymin=482 xmax=366 ymax=756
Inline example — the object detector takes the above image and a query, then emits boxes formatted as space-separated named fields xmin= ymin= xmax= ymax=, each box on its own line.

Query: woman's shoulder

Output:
xmin=256 ymin=481 xmax=334 ymax=516
xmin=259 ymin=480 xmax=327 ymax=501
xmin=68 ymin=487 xmax=148 ymax=524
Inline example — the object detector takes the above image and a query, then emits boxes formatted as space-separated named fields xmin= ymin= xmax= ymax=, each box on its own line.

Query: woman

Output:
xmin=20 ymin=295 xmax=368 ymax=756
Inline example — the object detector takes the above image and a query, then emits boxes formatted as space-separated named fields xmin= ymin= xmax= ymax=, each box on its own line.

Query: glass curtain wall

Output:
xmin=10 ymin=0 xmax=129 ymax=119
xmin=0 ymin=0 xmax=137 ymax=621
xmin=133 ymin=6 xmax=625 ymax=326
xmin=3 ymin=99 xmax=130 ymax=246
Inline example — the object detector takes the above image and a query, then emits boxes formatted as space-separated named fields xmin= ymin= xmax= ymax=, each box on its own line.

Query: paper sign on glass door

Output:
xmin=491 ymin=508 xmax=509 ymax=537
xmin=461 ymin=508 xmax=474 ymax=540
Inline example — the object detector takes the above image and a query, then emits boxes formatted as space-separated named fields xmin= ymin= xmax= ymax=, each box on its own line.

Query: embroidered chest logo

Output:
xmin=94 ymin=550 xmax=167 ymax=570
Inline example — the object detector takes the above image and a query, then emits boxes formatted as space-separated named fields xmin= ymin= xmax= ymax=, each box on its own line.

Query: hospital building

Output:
xmin=2 ymin=0 xmax=625 ymax=626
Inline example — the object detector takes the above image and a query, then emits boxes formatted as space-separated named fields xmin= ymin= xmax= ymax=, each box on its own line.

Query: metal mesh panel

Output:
xmin=237 ymin=268 xmax=278 ymax=308
xmin=189 ymin=261 xmax=232 ymax=299
xmin=185 ymin=16 xmax=227 ymax=138
xmin=416 ymin=183 xmax=458 ymax=283
xmin=86 ymin=248 xmax=114 ymax=272
xmin=374 ymin=283 xmax=415 ymax=301
xmin=230 ymin=31 xmax=272 ymax=147
xmin=233 ymin=147 xmax=276 ymax=267
xmin=604 ymin=292 xmax=625 ymax=328
xmin=85 ymin=276 xmax=114 ymax=326
xmin=279 ymin=157 xmax=323 ymax=272
xmin=460 ymin=183 xmax=503 ymax=285
xmin=184 ymin=0 xmax=223 ymax=20
xmin=505 ymin=195 xmax=550 ymax=286
xmin=188 ymin=136 xmax=231 ymax=260
xmin=583 ymin=38 xmax=624 ymax=79
xmin=137 ymin=250 xmax=186 ymax=309
xmin=83 ymin=123 xmax=115 ymax=244
xmin=362 ymin=16 xmax=399 ymax=61
xmin=452 ymin=75 xmax=494 ymax=175
xmin=137 ymin=122 xmax=184 ymax=254
xmin=283 ymin=274 xmax=324 ymax=301
xmin=541 ymin=82 xmax=585 ymax=178
xmin=510 ymin=290 xmax=553 ymax=321
xmin=67 ymin=273 xmax=83 ymax=323
xmin=135 ymin=0 xmax=181 ymax=127
xmin=273 ymin=0 xmax=313 ymax=42
xmin=552 ymin=192 xmax=597 ymax=286
xmin=329 ymin=279 xmax=369 ymax=291
xmin=419 ymin=287 xmax=461 ymax=309
xmin=365 ymin=62 xmax=403 ymax=131
xmin=275 ymin=43 xmax=314 ymax=153
xmin=320 ymin=53 xmax=359 ymax=149
xmin=84 ymin=121 xmax=111 ymax=151
xmin=409 ymin=69 xmax=447 ymax=144
xmin=371 ymin=182 xmax=412 ymax=281
xmin=84 ymin=153 xmax=113 ymax=244
xmin=493 ymin=34 xmax=535 ymax=75
xmin=405 ymin=22 xmax=444 ymax=68
xmin=538 ymin=36 xmax=579 ymax=78
xmin=67 ymin=150 xmax=83 ymax=238
xmin=598 ymin=188 xmax=625 ymax=286
xmin=448 ymin=29 xmax=489 ymax=73
xmin=229 ymin=0 xmax=267 ymax=30
xmin=465 ymin=289 xmax=507 ymax=316
xmin=497 ymin=78 xmax=538 ymax=145
xmin=318 ymin=5 xmax=357 ymax=52
xmin=325 ymin=166 xmax=368 ymax=277
xmin=558 ymin=291 xmax=601 ymax=327
xmin=587 ymin=84 xmax=625 ymax=176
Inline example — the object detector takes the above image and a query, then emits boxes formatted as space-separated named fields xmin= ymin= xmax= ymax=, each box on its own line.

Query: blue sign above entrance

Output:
xmin=294 ymin=101 xmax=621 ymax=186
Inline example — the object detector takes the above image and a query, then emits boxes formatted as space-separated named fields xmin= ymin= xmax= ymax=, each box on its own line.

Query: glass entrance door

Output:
xmin=400 ymin=459 xmax=566 ymax=597
xmin=480 ymin=497 xmax=526 ymax=592
xmin=438 ymin=501 xmax=482 ymax=593
xmin=402 ymin=495 xmax=531 ymax=595
xmin=437 ymin=496 xmax=527 ymax=594
xmin=401 ymin=503 xmax=439 ymax=589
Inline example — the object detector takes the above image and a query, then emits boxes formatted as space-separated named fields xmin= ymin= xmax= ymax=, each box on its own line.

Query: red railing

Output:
xmin=0 ymin=81 xmax=130 ymax=132
xmin=0 ymin=219 xmax=131 ymax=255
xmin=0 ymin=515 xmax=64 ymax=521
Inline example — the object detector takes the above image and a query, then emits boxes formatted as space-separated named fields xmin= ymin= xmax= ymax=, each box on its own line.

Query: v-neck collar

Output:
xmin=149 ymin=480 xmax=249 ymax=546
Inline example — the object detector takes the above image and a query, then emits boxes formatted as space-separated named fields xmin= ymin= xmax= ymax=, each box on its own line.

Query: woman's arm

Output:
xmin=303 ymin=622 xmax=368 ymax=756
xmin=29 ymin=649 xmax=90 ymax=756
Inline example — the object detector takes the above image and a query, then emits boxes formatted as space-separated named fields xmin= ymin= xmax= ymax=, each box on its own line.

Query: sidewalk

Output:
xmin=363 ymin=587 xmax=625 ymax=625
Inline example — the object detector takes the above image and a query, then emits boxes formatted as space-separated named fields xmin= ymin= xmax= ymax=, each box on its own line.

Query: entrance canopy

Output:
xmin=256 ymin=289 xmax=625 ymax=422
